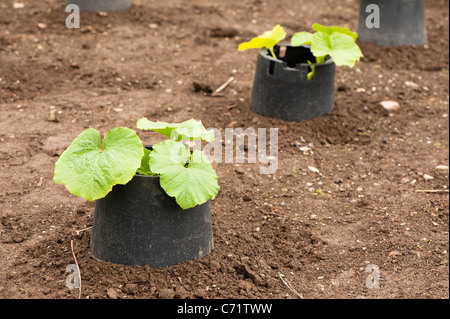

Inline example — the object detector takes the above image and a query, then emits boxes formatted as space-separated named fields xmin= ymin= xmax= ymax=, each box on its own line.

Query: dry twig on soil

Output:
xmin=71 ymin=240 xmax=82 ymax=299
xmin=278 ymin=273 xmax=304 ymax=299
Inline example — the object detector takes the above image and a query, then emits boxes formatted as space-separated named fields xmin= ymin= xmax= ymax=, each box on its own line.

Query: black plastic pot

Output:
xmin=249 ymin=44 xmax=336 ymax=122
xmin=90 ymin=174 xmax=213 ymax=268
xmin=66 ymin=0 xmax=132 ymax=12
xmin=357 ymin=0 xmax=427 ymax=47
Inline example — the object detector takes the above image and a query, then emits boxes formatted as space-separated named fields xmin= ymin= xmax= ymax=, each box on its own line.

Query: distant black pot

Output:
xmin=66 ymin=0 xmax=131 ymax=12
xmin=357 ymin=0 xmax=427 ymax=47
xmin=249 ymin=44 xmax=335 ymax=122
xmin=90 ymin=174 xmax=213 ymax=268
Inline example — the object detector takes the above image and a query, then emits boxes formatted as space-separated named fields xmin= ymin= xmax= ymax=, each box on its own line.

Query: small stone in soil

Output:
xmin=106 ymin=288 xmax=118 ymax=299
xmin=308 ymin=166 xmax=320 ymax=174
xmin=380 ymin=101 xmax=400 ymax=112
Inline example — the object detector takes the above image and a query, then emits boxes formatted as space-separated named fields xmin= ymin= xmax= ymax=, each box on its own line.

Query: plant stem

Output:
xmin=307 ymin=56 xmax=327 ymax=81
xmin=269 ymin=48 xmax=277 ymax=60
xmin=316 ymin=55 xmax=326 ymax=64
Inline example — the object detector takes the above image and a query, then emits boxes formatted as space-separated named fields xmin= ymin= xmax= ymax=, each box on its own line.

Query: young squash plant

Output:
xmin=291 ymin=23 xmax=363 ymax=80
xmin=239 ymin=23 xmax=363 ymax=80
xmin=54 ymin=119 xmax=219 ymax=210
xmin=137 ymin=118 xmax=219 ymax=210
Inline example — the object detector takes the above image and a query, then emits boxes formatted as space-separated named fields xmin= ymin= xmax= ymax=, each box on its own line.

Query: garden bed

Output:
xmin=0 ymin=0 xmax=448 ymax=299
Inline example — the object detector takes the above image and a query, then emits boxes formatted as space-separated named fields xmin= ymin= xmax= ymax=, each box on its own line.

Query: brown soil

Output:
xmin=0 ymin=0 xmax=448 ymax=299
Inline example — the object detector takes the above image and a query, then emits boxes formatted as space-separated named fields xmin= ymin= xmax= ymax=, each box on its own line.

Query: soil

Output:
xmin=0 ymin=0 xmax=448 ymax=300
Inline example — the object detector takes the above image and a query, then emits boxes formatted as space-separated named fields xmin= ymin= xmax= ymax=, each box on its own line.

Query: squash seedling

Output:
xmin=291 ymin=23 xmax=363 ymax=80
xmin=239 ymin=24 xmax=363 ymax=122
xmin=239 ymin=24 xmax=363 ymax=80
xmin=137 ymin=118 xmax=219 ymax=210
xmin=54 ymin=119 xmax=219 ymax=210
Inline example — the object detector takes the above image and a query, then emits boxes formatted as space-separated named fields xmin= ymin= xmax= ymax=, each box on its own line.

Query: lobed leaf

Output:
xmin=312 ymin=23 xmax=358 ymax=41
xmin=137 ymin=118 xmax=214 ymax=142
xmin=149 ymin=140 xmax=220 ymax=210
xmin=238 ymin=25 xmax=286 ymax=58
xmin=311 ymin=31 xmax=363 ymax=67
xmin=291 ymin=32 xmax=314 ymax=47
xmin=54 ymin=128 xmax=144 ymax=201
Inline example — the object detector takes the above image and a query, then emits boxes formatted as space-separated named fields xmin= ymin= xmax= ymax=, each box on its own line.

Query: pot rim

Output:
xmin=259 ymin=43 xmax=334 ymax=66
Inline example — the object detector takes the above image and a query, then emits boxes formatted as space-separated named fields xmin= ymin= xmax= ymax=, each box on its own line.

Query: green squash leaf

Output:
xmin=238 ymin=25 xmax=286 ymax=59
xmin=54 ymin=127 xmax=144 ymax=201
xmin=311 ymin=31 xmax=363 ymax=67
xmin=312 ymin=23 xmax=358 ymax=41
xmin=291 ymin=31 xmax=314 ymax=46
xmin=137 ymin=118 xmax=214 ymax=142
xmin=149 ymin=140 xmax=219 ymax=210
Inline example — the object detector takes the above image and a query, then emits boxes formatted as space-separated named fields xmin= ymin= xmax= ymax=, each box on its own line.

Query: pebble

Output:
xmin=308 ymin=166 xmax=320 ymax=174
xmin=436 ymin=165 xmax=449 ymax=170
xmin=48 ymin=109 xmax=59 ymax=122
xmin=388 ymin=251 xmax=402 ymax=257
xmin=423 ymin=174 xmax=434 ymax=181
xmin=13 ymin=2 xmax=25 ymax=9
xmin=404 ymin=81 xmax=419 ymax=89
xmin=299 ymin=146 xmax=310 ymax=152
xmin=380 ymin=101 xmax=400 ymax=112
xmin=106 ymin=288 xmax=119 ymax=299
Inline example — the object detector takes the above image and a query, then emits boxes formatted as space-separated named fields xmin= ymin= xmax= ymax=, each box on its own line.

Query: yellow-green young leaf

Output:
xmin=311 ymin=32 xmax=363 ymax=67
xmin=312 ymin=23 xmax=358 ymax=41
xmin=149 ymin=140 xmax=219 ymax=210
xmin=291 ymin=32 xmax=314 ymax=46
xmin=238 ymin=25 xmax=286 ymax=52
xmin=137 ymin=118 xmax=214 ymax=142
xmin=54 ymin=128 xmax=144 ymax=201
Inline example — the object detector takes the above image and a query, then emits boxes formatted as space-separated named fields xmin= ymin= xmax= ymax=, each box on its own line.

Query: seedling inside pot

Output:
xmin=54 ymin=119 xmax=219 ymax=210
xmin=239 ymin=24 xmax=363 ymax=80
xmin=137 ymin=118 xmax=219 ymax=209
xmin=291 ymin=24 xmax=363 ymax=80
